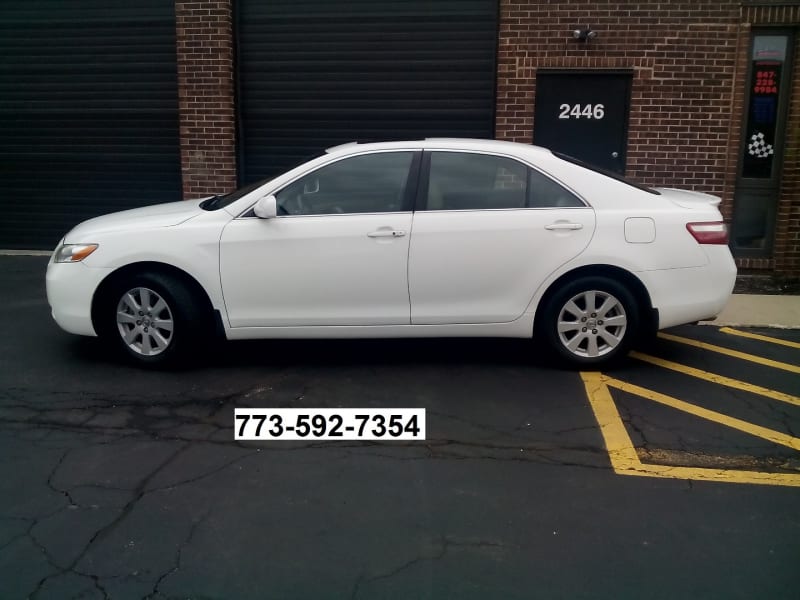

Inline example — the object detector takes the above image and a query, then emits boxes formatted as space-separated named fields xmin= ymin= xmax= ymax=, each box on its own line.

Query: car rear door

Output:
xmin=220 ymin=151 xmax=419 ymax=327
xmin=408 ymin=150 xmax=596 ymax=324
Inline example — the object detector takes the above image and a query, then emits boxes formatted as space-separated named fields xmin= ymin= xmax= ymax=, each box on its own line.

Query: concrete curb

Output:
xmin=700 ymin=294 xmax=800 ymax=329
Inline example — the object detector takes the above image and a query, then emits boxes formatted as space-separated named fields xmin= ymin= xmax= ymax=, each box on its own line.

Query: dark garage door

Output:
xmin=0 ymin=0 xmax=182 ymax=250
xmin=237 ymin=0 xmax=498 ymax=183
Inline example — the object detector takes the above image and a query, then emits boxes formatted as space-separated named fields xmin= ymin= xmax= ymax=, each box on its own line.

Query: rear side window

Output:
xmin=528 ymin=168 xmax=584 ymax=208
xmin=424 ymin=152 xmax=584 ymax=210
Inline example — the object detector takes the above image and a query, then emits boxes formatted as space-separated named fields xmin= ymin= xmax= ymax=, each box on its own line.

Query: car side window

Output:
xmin=275 ymin=152 xmax=414 ymax=216
xmin=424 ymin=151 xmax=585 ymax=210
xmin=527 ymin=168 xmax=584 ymax=208
xmin=426 ymin=152 xmax=528 ymax=210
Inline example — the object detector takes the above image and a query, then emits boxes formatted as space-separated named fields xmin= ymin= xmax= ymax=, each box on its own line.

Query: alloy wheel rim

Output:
xmin=556 ymin=290 xmax=627 ymax=358
xmin=115 ymin=287 xmax=174 ymax=356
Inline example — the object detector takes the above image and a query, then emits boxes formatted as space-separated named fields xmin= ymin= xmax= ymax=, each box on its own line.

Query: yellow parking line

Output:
xmin=602 ymin=462 xmax=800 ymax=487
xmin=719 ymin=327 xmax=800 ymax=350
xmin=579 ymin=372 xmax=640 ymax=469
xmin=657 ymin=332 xmax=800 ymax=374
xmin=580 ymin=372 xmax=800 ymax=487
xmin=630 ymin=352 xmax=800 ymax=407
xmin=603 ymin=376 xmax=800 ymax=451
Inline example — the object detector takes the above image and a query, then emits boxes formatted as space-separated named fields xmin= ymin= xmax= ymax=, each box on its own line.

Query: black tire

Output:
xmin=98 ymin=272 xmax=207 ymax=367
xmin=538 ymin=276 xmax=639 ymax=367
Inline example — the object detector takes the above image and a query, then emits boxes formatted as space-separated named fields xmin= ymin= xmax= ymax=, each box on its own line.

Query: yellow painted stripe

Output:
xmin=581 ymin=371 xmax=800 ymax=487
xmin=720 ymin=327 xmax=800 ymax=350
xmin=579 ymin=372 xmax=640 ymax=468
xmin=657 ymin=332 xmax=800 ymax=374
xmin=613 ymin=463 xmax=800 ymax=487
xmin=604 ymin=376 xmax=800 ymax=451
xmin=630 ymin=352 xmax=800 ymax=407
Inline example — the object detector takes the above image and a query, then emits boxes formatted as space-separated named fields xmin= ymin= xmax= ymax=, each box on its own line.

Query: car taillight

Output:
xmin=686 ymin=222 xmax=729 ymax=245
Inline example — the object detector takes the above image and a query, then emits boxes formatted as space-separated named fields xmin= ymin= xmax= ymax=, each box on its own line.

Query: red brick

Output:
xmin=176 ymin=0 xmax=236 ymax=200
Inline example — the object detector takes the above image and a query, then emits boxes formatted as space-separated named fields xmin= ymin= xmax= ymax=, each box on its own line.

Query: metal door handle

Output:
xmin=367 ymin=230 xmax=406 ymax=238
xmin=545 ymin=223 xmax=583 ymax=231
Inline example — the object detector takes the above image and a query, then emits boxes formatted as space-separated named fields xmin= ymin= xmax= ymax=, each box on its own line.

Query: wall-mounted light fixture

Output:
xmin=572 ymin=26 xmax=597 ymax=42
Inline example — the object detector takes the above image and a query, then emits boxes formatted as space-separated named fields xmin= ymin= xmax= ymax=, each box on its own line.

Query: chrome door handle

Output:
xmin=545 ymin=223 xmax=583 ymax=231
xmin=367 ymin=230 xmax=406 ymax=238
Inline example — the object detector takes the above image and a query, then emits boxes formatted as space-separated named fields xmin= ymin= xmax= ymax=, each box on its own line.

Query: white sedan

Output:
xmin=46 ymin=139 xmax=736 ymax=367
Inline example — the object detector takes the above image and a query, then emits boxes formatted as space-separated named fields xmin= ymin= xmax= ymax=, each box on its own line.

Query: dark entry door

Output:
xmin=533 ymin=71 xmax=632 ymax=174
xmin=732 ymin=31 xmax=794 ymax=257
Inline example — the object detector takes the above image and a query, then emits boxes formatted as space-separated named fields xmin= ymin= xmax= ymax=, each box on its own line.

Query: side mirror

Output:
xmin=253 ymin=194 xmax=277 ymax=219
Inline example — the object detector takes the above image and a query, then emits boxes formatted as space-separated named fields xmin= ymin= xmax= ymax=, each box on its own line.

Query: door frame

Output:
xmin=732 ymin=28 xmax=796 ymax=258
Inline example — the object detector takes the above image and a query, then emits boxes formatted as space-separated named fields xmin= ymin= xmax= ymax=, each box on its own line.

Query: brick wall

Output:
xmin=175 ymin=0 xmax=236 ymax=199
xmin=774 ymin=33 xmax=800 ymax=275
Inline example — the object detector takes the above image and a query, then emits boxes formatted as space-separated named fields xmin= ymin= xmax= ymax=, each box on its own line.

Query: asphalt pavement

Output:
xmin=1 ymin=255 xmax=798 ymax=600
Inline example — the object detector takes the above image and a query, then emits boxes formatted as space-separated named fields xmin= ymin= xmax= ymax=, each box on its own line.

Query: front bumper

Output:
xmin=46 ymin=259 xmax=112 ymax=337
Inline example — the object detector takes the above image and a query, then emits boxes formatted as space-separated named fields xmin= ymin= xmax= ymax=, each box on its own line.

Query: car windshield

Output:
xmin=200 ymin=178 xmax=271 ymax=210
xmin=201 ymin=152 xmax=327 ymax=210
xmin=553 ymin=151 xmax=661 ymax=195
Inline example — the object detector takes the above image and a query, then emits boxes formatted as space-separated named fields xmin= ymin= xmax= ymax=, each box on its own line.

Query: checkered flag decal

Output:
xmin=747 ymin=132 xmax=774 ymax=159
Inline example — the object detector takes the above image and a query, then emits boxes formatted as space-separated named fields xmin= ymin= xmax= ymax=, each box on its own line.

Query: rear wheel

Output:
xmin=100 ymin=272 xmax=206 ymax=366
xmin=540 ymin=276 xmax=638 ymax=366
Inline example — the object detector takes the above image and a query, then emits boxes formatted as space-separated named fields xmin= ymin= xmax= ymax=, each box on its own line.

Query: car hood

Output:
xmin=655 ymin=187 xmax=722 ymax=210
xmin=64 ymin=199 xmax=209 ymax=241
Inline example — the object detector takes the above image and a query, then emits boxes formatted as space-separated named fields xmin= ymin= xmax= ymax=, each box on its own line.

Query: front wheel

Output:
xmin=539 ymin=276 xmax=638 ymax=367
xmin=101 ymin=272 xmax=206 ymax=367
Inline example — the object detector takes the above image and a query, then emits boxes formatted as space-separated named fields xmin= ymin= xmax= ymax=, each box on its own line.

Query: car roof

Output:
xmin=325 ymin=138 xmax=554 ymax=157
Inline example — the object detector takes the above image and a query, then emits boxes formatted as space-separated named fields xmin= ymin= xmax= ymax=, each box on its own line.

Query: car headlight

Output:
xmin=54 ymin=243 xmax=99 ymax=263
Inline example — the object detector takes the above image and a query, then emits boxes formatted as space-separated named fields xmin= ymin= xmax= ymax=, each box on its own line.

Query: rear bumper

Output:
xmin=46 ymin=259 xmax=111 ymax=337
xmin=638 ymin=246 xmax=737 ymax=329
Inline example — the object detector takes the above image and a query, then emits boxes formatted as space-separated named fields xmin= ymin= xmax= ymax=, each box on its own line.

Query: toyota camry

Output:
xmin=46 ymin=139 xmax=736 ymax=367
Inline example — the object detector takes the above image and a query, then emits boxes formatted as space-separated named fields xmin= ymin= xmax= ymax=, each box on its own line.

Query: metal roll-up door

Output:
xmin=0 ymin=0 xmax=181 ymax=250
xmin=237 ymin=0 xmax=498 ymax=183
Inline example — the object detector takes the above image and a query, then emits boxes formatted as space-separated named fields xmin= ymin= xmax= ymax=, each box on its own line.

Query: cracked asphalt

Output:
xmin=1 ymin=256 xmax=799 ymax=599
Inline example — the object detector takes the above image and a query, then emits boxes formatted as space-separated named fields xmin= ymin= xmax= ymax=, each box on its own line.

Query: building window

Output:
xmin=741 ymin=35 xmax=787 ymax=180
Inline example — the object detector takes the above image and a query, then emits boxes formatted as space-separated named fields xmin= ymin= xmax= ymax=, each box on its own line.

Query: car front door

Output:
xmin=220 ymin=151 xmax=419 ymax=327
xmin=408 ymin=150 xmax=596 ymax=324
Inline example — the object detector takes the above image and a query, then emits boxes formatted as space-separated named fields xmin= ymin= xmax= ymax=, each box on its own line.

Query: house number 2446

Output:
xmin=558 ymin=104 xmax=605 ymax=119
